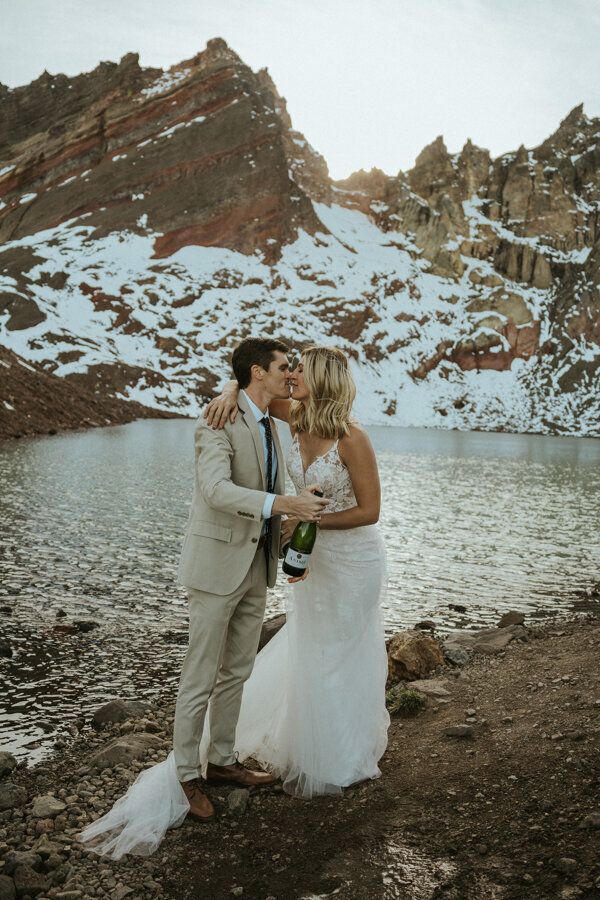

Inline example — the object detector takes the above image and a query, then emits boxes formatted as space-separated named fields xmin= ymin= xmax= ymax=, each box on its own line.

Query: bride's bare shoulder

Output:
xmin=342 ymin=422 xmax=368 ymax=441
xmin=338 ymin=422 xmax=373 ymax=459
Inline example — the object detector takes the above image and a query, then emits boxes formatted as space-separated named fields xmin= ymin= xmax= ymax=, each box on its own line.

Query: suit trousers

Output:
xmin=173 ymin=546 xmax=268 ymax=782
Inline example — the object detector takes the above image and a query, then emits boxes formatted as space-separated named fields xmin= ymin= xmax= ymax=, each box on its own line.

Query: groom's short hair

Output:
xmin=232 ymin=337 xmax=289 ymax=389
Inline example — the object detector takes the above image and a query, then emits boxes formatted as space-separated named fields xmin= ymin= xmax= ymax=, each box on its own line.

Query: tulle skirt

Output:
xmin=228 ymin=524 xmax=390 ymax=797
xmin=77 ymin=524 xmax=389 ymax=857
xmin=76 ymin=751 xmax=188 ymax=860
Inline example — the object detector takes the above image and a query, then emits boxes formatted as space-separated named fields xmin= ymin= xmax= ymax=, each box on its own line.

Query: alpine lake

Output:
xmin=1 ymin=419 xmax=599 ymax=761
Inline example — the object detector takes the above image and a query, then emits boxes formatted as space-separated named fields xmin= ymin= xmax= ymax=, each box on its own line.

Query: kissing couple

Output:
xmin=78 ymin=338 xmax=389 ymax=859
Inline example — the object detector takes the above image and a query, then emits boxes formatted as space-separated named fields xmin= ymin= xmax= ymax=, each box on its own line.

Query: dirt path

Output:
xmin=1 ymin=610 xmax=598 ymax=900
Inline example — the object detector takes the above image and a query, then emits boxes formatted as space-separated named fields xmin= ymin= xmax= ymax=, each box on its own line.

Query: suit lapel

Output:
xmin=270 ymin=417 xmax=285 ymax=495
xmin=238 ymin=391 xmax=266 ymax=484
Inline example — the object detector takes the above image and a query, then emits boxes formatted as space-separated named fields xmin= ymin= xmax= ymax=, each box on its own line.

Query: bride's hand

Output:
xmin=281 ymin=516 xmax=300 ymax=543
xmin=204 ymin=380 xmax=239 ymax=429
xmin=287 ymin=567 xmax=309 ymax=584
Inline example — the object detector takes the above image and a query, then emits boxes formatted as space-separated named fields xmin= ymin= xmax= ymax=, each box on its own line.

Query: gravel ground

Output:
xmin=1 ymin=608 xmax=599 ymax=900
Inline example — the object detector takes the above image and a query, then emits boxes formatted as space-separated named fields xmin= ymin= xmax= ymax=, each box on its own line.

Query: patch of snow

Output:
xmin=0 ymin=200 xmax=596 ymax=434
xmin=139 ymin=67 xmax=193 ymax=99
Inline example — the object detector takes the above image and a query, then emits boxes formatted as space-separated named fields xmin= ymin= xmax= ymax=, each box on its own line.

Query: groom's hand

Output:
xmin=291 ymin=484 xmax=328 ymax=522
xmin=272 ymin=484 xmax=328 ymax=521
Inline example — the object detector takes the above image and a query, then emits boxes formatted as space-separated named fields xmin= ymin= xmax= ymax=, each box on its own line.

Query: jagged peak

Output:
xmin=524 ymin=102 xmax=598 ymax=163
xmin=461 ymin=138 xmax=489 ymax=157
xmin=206 ymin=37 xmax=230 ymax=54
xmin=7 ymin=52 xmax=144 ymax=95
xmin=515 ymin=144 xmax=528 ymax=162
xmin=334 ymin=166 xmax=391 ymax=190
xmin=559 ymin=103 xmax=587 ymax=130
xmin=413 ymin=135 xmax=449 ymax=169
xmin=541 ymin=103 xmax=591 ymax=145
xmin=170 ymin=40 xmax=244 ymax=78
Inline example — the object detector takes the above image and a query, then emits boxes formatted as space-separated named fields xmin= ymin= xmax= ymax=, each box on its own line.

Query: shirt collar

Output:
xmin=241 ymin=390 xmax=268 ymax=423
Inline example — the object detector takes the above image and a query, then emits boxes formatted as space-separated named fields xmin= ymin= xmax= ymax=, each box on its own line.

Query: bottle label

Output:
xmin=284 ymin=547 xmax=311 ymax=569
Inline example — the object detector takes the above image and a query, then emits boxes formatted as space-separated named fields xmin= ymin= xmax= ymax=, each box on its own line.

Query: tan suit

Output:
xmin=174 ymin=392 xmax=284 ymax=780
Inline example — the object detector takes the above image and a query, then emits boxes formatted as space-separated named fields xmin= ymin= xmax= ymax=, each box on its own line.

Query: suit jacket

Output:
xmin=178 ymin=391 xmax=285 ymax=594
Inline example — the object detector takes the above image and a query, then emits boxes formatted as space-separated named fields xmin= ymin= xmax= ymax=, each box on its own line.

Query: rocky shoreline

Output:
xmin=1 ymin=608 xmax=599 ymax=900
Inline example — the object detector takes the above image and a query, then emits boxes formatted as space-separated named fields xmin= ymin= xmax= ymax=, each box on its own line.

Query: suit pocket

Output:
xmin=190 ymin=520 xmax=232 ymax=542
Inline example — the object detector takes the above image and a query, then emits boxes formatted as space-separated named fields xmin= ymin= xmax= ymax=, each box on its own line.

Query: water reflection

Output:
xmin=1 ymin=419 xmax=599 ymax=762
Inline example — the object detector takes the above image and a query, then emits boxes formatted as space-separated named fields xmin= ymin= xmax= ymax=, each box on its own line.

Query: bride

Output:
xmin=77 ymin=345 xmax=389 ymax=859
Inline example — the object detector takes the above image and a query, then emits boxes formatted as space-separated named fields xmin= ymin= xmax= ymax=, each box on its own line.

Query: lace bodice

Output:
xmin=286 ymin=434 xmax=357 ymax=513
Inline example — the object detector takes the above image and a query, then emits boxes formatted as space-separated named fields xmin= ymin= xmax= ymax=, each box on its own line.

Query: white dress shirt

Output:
xmin=241 ymin=390 xmax=277 ymax=520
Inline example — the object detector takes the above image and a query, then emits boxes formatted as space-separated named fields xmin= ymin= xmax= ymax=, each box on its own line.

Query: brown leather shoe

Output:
xmin=179 ymin=778 xmax=215 ymax=821
xmin=205 ymin=758 xmax=277 ymax=788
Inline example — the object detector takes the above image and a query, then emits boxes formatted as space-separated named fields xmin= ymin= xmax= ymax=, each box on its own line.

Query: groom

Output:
xmin=174 ymin=337 xmax=328 ymax=820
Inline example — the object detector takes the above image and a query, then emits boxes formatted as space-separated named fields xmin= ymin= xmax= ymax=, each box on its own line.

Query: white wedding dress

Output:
xmin=78 ymin=434 xmax=389 ymax=859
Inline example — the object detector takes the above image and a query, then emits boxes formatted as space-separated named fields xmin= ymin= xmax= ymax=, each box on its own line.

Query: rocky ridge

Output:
xmin=1 ymin=40 xmax=599 ymax=435
xmin=0 ymin=345 xmax=175 ymax=440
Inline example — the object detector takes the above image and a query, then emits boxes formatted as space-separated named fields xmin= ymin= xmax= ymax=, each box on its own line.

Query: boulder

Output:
xmin=443 ymin=725 xmax=474 ymax=738
xmin=405 ymin=678 xmax=452 ymax=703
xmin=0 ymin=874 xmax=16 ymax=900
xmin=444 ymin=647 xmax=470 ymax=667
xmin=0 ymin=784 xmax=27 ymax=811
xmin=443 ymin=623 xmax=525 ymax=656
xmin=32 ymin=834 xmax=63 ymax=859
xmin=90 ymin=733 xmax=162 ymax=769
xmin=11 ymin=865 xmax=48 ymax=898
xmin=31 ymin=794 xmax=67 ymax=818
xmin=258 ymin=613 xmax=286 ymax=651
xmin=92 ymin=699 xmax=150 ymax=728
xmin=497 ymin=611 xmax=525 ymax=627
xmin=0 ymin=752 xmax=17 ymax=777
xmin=73 ymin=619 xmax=99 ymax=633
xmin=3 ymin=851 xmax=42 ymax=876
xmin=387 ymin=632 xmax=444 ymax=682
xmin=110 ymin=887 xmax=134 ymax=900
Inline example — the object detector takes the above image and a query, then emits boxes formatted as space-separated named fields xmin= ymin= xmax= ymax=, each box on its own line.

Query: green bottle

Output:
xmin=281 ymin=490 xmax=323 ymax=577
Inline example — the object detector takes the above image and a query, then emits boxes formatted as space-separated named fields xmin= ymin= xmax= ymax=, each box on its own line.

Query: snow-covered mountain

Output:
xmin=1 ymin=39 xmax=599 ymax=434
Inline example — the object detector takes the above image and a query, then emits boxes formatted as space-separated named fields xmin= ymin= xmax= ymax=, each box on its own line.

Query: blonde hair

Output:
xmin=289 ymin=346 xmax=356 ymax=439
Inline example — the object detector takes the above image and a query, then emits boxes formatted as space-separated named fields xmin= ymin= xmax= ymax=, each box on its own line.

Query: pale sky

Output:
xmin=1 ymin=0 xmax=599 ymax=179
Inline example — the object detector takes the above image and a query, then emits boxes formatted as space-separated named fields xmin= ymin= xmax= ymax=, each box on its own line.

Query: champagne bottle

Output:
xmin=282 ymin=490 xmax=323 ymax=577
